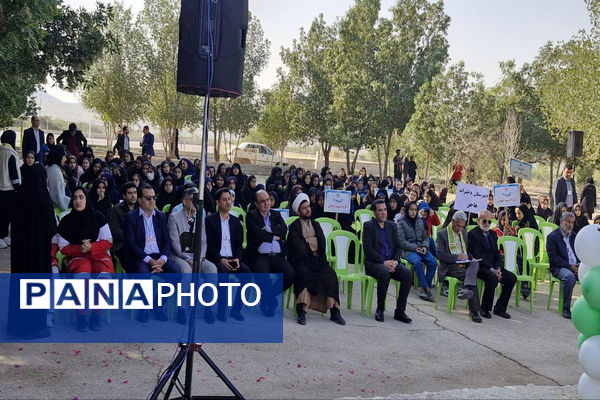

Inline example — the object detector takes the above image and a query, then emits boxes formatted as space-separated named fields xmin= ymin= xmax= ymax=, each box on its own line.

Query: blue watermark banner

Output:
xmin=0 ymin=273 xmax=283 ymax=343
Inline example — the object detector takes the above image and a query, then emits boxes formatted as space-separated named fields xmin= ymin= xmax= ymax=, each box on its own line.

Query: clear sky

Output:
xmin=48 ymin=0 xmax=591 ymax=103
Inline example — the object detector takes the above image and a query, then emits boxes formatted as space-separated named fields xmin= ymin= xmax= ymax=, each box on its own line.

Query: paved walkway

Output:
xmin=0 ymin=247 xmax=581 ymax=399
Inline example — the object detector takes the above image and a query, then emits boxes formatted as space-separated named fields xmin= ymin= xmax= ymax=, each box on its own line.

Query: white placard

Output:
xmin=493 ymin=183 xmax=521 ymax=207
xmin=324 ymin=189 xmax=351 ymax=214
xmin=273 ymin=208 xmax=290 ymax=221
xmin=454 ymin=183 xmax=490 ymax=214
xmin=509 ymin=158 xmax=533 ymax=180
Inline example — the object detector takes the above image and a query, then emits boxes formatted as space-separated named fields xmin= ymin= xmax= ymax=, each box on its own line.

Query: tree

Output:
xmin=373 ymin=0 xmax=450 ymax=177
xmin=281 ymin=15 xmax=337 ymax=166
xmin=0 ymin=0 xmax=114 ymax=128
xmin=256 ymin=77 xmax=297 ymax=159
xmin=139 ymin=0 xmax=200 ymax=158
xmin=80 ymin=2 xmax=145 ymax=148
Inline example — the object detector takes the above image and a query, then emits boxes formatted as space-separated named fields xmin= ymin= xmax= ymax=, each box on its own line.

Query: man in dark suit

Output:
xmin=113 ymin=125 xmax=131 ymax=158
xmin=205 ymin=187 xmax=251 ymax=321
xmin=125 ymin=184 xmax=183 ymax=323
xmin=554 ymin=164 xmax=577 ymax=208
xmin=363 ymin=199 xmax=412 ymax=323
xmin=141 ymin=126 xmax=155 ymax=160
xmin=22 ymin=115 xmax=45 ymax=163
xmin=468 ymin=210 xmax=516 ymax=319
xmin=246 ymin=189 xmax=295 ymax=317
xmin=546 ymin=211 xmax=579 ymax=319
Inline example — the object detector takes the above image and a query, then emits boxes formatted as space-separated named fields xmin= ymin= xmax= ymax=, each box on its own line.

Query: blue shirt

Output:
xmin=257 ymin=211 xmax=282 ymax=254
xmin=379 ymin=225 xmax=392 ymax=261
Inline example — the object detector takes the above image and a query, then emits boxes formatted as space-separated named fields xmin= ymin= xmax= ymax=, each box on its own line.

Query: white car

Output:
xmin=229 ymin=142 xmax=288 ymax=165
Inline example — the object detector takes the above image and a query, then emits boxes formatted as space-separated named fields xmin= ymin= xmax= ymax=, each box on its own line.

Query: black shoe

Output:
xmin=521 ymin=286 xmax=530 ymax=300
xmin=562 ymin=308 xmax=572 ymax=320
xmin=418 ymin=288 xmax=429 ymax=301
xmin=137 ymin=310 xmax=149 ymax=323
xmin=154 ymin=307 xmax=168 ymax=322
xmin=375 ymin=310 xmax=384 ymax=322
xmin=470 ymin=312 xmax=482 ymax=323
xmin=393 ymin=311 xmax=412 ymax=324
xmin=22 ymin=329 xmax=51 ymax=340
xmin=89 ymin=313 xmax=101 ymax=331
xmin=330 ymin=308 xmax=346 ymax=325
xmin=480 ymin=310 xmax=492 ymax=319
xmin=425 ymin=288 xmax=435 ymax=302
xmin=297 ymin=312 xmax=306 ymax=325
xmin=76 ymin=315 xmax=89 ymax=332
xmin=457 ymin=288 xmax=473 ymax=300
xmin=204 ymin=309 xmax=215 ymax=324
xmin=230 ymin=309 xmax=244 ymax=321
xmin=493 ymin=309 xmax=511 ymax=319
xmin=176 ymin=309 xmax=187 ymax=325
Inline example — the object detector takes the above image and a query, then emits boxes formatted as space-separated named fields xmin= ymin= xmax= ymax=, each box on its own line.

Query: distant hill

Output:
xmin=32 ymin=91 xmax=99 ymax=123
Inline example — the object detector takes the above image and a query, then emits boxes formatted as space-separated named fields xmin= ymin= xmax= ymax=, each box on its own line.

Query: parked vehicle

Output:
xmin=228 ymin=142 xmax=288 ymax=165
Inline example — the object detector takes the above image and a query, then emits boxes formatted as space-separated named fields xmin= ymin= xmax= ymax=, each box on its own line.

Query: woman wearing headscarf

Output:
xmin=89 ymin=178 xmax=112 ymax=220
xmin=203 ymin=179 xmax=216 ymax=214
xmin=172 ymin=166 xmax=185 ymax=188
xmin=46 ymin=145 xmax=71 ymax=211
xmin=157 ymin=177 xmax=177 ymax=211
xmin=310 ymin=173 xmax=321 ymax=190
xmin=67 ymin=154 xmax=84 ymax=180
xmin=269 ymin=191 xmax=280 ymax=209
xmin=266 ymin=166 xmax=283 ymax=193
xmin=387 ymin=193 xmax=402 ymax=221
xmin=240 ymin=175 xmax=258 ymax=210
xmin=287 ymin=184 xmax=304 ymax=216
xmin=159 ymin=160 xmax=175 ymax=183
xmin=8 ymin=155 xmax=56 ymax=339
xmin=216 ymin=163 xmax=227 ymax=178
xmin=230 ymin=163 xmax=247 ymax=192
xmin=397 ymin=201 xmax=437 ymax=302
xmin=301 ymin=172 xmax=312 ymax=193
xmin=285 ymin=174 xmax=299 ymax=200
xmin=536 ymin=196 xmax=553 ymax=221
xmin=311 ymin=190 xmax=325 ymax=219
xmin=551 ymin=202 xmax=568 ymax=226
xmin=57 ymin=187 xmax=113 ymax=332
xmin=573 ymin=203 xmax=589 ymax=234
xmin=580 ymin=178 xmax=597 ymax=220
xmin=0 ymin=130 xmax=21 ymax=248
xmin=423 ymin=189 xmax=441 ymax=211
xmin=515 ymin=203 xmax=538 ymax=231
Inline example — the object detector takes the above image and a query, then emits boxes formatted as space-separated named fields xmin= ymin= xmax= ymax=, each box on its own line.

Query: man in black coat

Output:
xmin=245 ymin=190 xmax=295 ymax=316
xmin=362 ymin=199 xmax=412 ymax=323
xmin=113 ymin=126 xmax=131 ymax=158
xmin=468 ymin=210 xmax=516 ymax=319
xmin=205 ymin=187 xmax=251 ymax=322
xmin=554 ymin=164 xmax=577 ymax=208
xmin=22 ymin=115 xmax=45 ymax=164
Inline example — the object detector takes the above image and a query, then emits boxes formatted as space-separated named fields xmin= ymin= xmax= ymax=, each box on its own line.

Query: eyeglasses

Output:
xmin=143 ymin=195 xmax=157 ymax=201
xmin=480 ymin=219 xmax=492 ymax=224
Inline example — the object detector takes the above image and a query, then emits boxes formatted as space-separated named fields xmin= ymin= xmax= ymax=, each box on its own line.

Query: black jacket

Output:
xmin=554 ymin=177 xmax=577 ymax=206
xmin=468 ymin=226 xmax=503 ymax=270
xmin=580 ymin=183 xmax=597 ymax=214
xmin=205 ymin=212 xmax=244 ymax=264
xmin=22 ymin=127 xmax=45 ymax=162
xmin=245 ymin=209 xmax=287 ymax=260
xmin=362 ymin=219 xmax=402 ymax=268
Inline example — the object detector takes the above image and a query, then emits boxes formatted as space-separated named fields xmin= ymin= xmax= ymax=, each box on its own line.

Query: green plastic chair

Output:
xmin=162 ymin=204 xmax=172 ymax=213
xmin=547 ymin=275 xmax=580 ymax=313
xmin=518 ymin=228 xmax=548 ymax=288
xmin=438 ymin=206 xmax=450 ymax=213
xmin=490 ymin=219 xmax=498 ymax=229
xmin=466 ymin=224 xmax=477 ymax=233
xmin=498 ymin=236 xmax=535 ymax=313
xmin=229 ymin=206 xmax=247 ymax=248
xmin=353 ymin=209 xmax=374 ymax=239
xmin=534 ymin=215 xmax=546 ymax=226
xmin=365 ymin=204 xmax=372 ymax=211
xmin=538 ymin=221 xmax=558 ymax=244
xmin=279 ymin=201 xmax=288 ymax=209
xmin=511 ymin=220 xmax=520 ymax=228
xmin=435 ymin=276 xmax=462 ymax=315
xmin=326 ymin=230 xmax=365 ymax=312
xmin=362 ymin=257 xmax=410 ymax=317
xmin=285 ymin=216 xmax=299 ymax=226
xmin=54 ymin=207 xmax=71 ymax=224
xmin=184 ymin=174 xmax=192 ymax=183
xmin=316 ymin=217 xmax=341 ymax=255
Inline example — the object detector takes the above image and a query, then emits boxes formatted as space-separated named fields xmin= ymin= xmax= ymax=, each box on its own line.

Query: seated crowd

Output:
xmin=2 ymin=123 xmax=594 ymax=338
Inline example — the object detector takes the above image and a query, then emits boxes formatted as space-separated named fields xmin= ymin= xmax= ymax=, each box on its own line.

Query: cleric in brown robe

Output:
xmin=286 ymin=193 xmax=345 ymax=326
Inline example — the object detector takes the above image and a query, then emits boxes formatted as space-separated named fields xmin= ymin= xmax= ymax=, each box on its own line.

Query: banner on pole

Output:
xmin=324 ymin=189 xmax=351 ymax=214
xmin=509 ymin=158 xmax=533 ymax=180
xmin=493 ymin=183 xmax=521 ymax=207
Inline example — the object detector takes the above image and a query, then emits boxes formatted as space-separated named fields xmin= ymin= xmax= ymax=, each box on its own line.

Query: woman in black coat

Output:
xmin=580 ymin=178 xmax=597 ymax=220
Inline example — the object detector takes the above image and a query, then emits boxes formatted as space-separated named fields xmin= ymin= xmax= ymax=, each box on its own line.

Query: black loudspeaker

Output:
xmin=177 ymin=0 xmax=248 ymax=98
xmin=567 ymin=130 xmax=584 ymax=158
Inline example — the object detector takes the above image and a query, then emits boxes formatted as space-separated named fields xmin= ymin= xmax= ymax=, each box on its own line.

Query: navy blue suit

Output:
xmin=546 ymin=228 xmax=579 ymax=310
xmin=22 ymin=127 xmax=45 ymax=164
xmin=124 ymin=209 xmax=178 ymax=273
xmin=142 ymin=133 xmax=155 ymax=157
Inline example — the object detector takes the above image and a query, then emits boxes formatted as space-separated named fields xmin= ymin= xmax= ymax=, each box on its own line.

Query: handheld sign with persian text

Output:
xmin=509 ymin=158 xmax=533 ymax=181
xmin=493 ymin=183 xmax=521 ymax=207
xmin=324 ymin=189 xmax=352 ymax=214
xmin=454 ymin=183 xmax=490 ymax=214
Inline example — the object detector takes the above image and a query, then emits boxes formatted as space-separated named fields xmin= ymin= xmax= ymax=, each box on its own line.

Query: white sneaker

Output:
xmin=4 ymin=236 xmax=10 ymax=246
xmin=0 ymin=239 xmax=7 ymax=249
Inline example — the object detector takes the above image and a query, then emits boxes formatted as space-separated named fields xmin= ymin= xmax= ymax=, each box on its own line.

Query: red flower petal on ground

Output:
xmin=256 ymin=376 xmax=266 ymax=382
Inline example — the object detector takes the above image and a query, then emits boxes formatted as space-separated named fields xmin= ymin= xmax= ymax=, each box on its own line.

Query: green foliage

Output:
xmin=0 ymin=0 xmax=114 ymax=128
xmin=256 ymin=78 xmax=296 ymax=158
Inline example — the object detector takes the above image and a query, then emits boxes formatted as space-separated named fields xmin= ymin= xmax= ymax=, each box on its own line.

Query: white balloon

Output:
xmin=579 ymin=336 xmax=600 ymax=380
xmin=578 ymin=263 xmax=597 ymax=283
xmin=579 ymin=373 xmax=600 ymax=399
xmin=574 ymin=225 xmax=600 ymax=267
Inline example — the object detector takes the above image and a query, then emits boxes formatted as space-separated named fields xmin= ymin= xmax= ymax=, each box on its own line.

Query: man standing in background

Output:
xmin=22 ymin=116 xmax=45 ymax=164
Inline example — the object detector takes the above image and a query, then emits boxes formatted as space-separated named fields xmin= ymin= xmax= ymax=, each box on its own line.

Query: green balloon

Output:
xmin=573 ymin=297 xmax=600 ymax=336
xmin=583 ymin=267 xmax=600 ymax=309
xmin=579 ymin=333 xmax=590 ymax=349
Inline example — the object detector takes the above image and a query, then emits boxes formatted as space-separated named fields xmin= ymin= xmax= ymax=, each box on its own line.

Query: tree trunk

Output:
xmin=375 ymin=142 xmax=383 ymax=177
xmin=350 ymin=148 xmax=360 ymax=175
xmin=382 ymin=130 xmax=394 ymax=178
xmin=424 ymin=153 xmax=430 ymax=181
xmin=321 ymin=142 xmax=332 ymax=166
xmin=345 ymin=149 xmax=351 ymax=174
xmin=549 ymin=158 xmax=554 ymax=207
